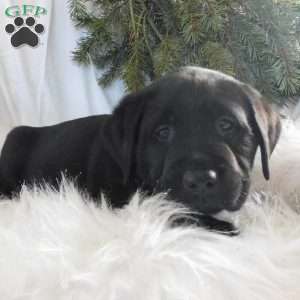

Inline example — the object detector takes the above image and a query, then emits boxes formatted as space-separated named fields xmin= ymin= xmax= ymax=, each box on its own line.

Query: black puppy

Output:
xmin=0 ymin=67 xmax=281 ymax=234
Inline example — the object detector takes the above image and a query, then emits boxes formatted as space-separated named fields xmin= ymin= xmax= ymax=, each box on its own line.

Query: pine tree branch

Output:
xmin=69 ymin=0 xmax=300 ymax=103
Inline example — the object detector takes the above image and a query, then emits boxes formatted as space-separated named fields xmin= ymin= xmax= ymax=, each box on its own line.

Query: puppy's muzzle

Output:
xmin=178 ymin=149 xmax=243 ymax=213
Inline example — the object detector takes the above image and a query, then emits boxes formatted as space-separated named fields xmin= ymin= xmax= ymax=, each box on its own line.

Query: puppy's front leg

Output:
xmin=172 ymin=214 xmax=239 ymax=236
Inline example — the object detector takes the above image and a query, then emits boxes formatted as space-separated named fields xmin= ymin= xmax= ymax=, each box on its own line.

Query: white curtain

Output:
xmin=293 ymin=100 xmax=300 ymax=120
xmin=0 ymin=0 xmax=124 ymax=127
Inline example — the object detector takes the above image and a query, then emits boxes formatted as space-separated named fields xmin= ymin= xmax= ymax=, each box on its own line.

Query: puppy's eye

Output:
xmin=154 ymin=125 xmax=174 ymax=142
xmin=216 ymin=117 xmax=236 ymax=136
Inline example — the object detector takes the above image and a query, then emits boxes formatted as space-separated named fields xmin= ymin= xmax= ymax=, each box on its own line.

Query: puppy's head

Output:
xmin=103 ymin=67 xmax=281 ymax=214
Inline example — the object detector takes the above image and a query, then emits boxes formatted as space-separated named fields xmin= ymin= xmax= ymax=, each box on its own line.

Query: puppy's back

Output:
xmin=0 ymin=115 xmax=109 ymax=197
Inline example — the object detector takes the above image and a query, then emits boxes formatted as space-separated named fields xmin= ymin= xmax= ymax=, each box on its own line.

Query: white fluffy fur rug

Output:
xmin=0 ymin=121 xmax=300 ymax=300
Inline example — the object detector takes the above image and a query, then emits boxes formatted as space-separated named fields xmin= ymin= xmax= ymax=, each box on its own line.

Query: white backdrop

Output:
xmin=1 ymin=1 xmax=299 ymax=128
xmin=0 ymin=0 xmax=124 ymax=127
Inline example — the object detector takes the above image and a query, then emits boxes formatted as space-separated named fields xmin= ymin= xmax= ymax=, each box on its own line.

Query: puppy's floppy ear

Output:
xmin=102 ymin=90 xmax=147 ymax=184
xmin=242 ymin=84 xmax=281 ymax=180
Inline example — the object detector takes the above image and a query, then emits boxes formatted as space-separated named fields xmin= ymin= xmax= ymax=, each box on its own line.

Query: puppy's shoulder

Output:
xmin=3 ymin=125 xmax=40 ymax=150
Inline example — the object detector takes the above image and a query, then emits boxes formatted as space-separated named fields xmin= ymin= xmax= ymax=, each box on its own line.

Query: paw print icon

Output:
xmin=5 ymin=17 xmax=45 ymax=47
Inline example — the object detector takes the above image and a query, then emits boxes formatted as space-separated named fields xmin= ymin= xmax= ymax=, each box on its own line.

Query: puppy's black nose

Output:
xmin=183 ymin=169 xmax=218 ymax=193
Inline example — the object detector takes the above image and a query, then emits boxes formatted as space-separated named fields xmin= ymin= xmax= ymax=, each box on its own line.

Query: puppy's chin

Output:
xmin=163 ymin=178 xmax=250 ymax=215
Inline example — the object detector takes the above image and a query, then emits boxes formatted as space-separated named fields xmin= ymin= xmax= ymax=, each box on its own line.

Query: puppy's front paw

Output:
xmin=197 ymin=215 xmax=240 ymax=236
xmin=172 ymin=214 xmax=239 ymax=236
